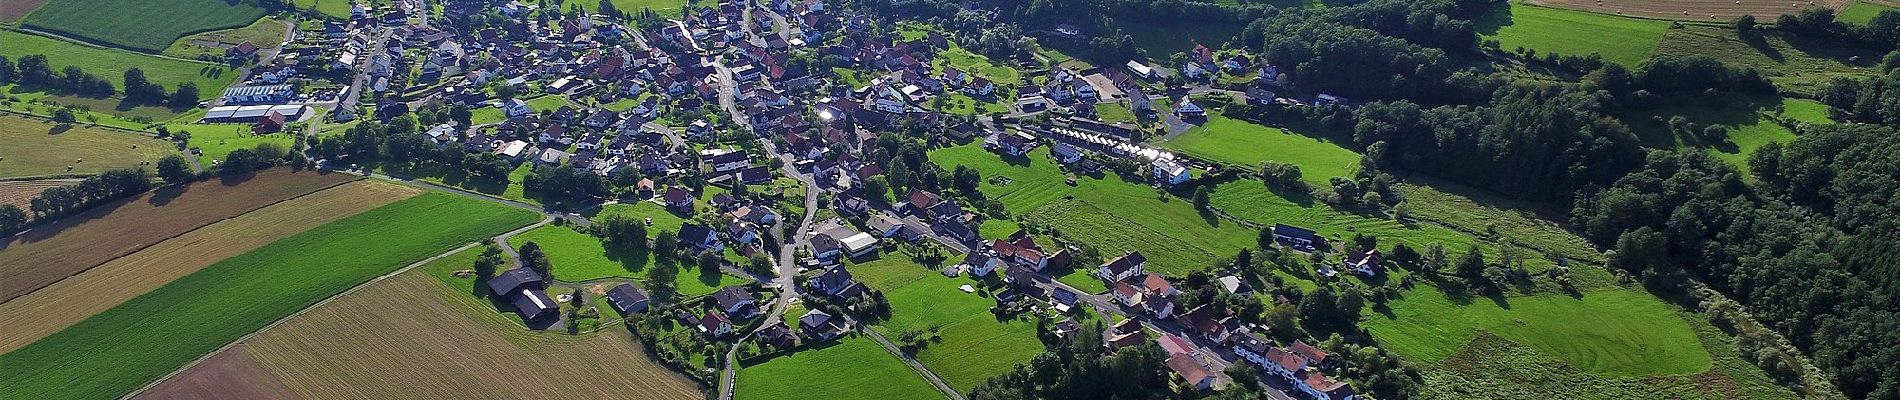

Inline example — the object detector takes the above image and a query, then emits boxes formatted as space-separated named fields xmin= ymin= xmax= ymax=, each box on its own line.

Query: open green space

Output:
xmin=470 ymin=95 xmax=568 ymax=125
xmin=0 ymin=114 xmax=175 ymax=178
xmin=163 ymin=109 xmax=297 ymax=162
xmin=290 ymin=0 xmax=354 ymax=19
xmin=1841 ymin=1 xmax=1899 ymax=25
xmin=1366 ymin=288 xmax=1710 ymax=377
xmin=1112 ymin=19 xmax=1244 ymax=64
xmin=736 ymin=337 xmax=947 ymax=400
xmin=1398 ymin=180 xmax=1605 ymax=266
xmin=22 ymin=0 xmax=266 ymax=53
xmin=930 ymin=143 xmax=1256 ymax=276
xmin=609 ymin=0 xmax=692 ymax=18
xmin=935 ymin=47 xmax=1020 ymax=84
xmin=931 ymin=93 xmax=1009 ymax=116
xmin=1161 ymin=114 xmax=1361 ymax=186
xmin=1475 ymin=2 xmax=1668 ymax=66
xmin=1654 ymin=24 xmax=1882 ymax=97
xmin=507 ymin=223 xmax=746 ymax=295
xmin=0 ymin=192 xmax=539 ymax=400
xmin=848 ymin=256 xmax=1046 ymax=393
xmin=162 ymin=18 xmax=288 ymax=60
xmin=0 ymin=30 xmax=238 ymax=100
xmin=1094 ymin=101 xmax=1137 ymax=124
xmin=1620 ymin=97 xmax=1834 ymax=173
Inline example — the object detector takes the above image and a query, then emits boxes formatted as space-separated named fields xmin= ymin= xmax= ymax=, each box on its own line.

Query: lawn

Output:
xmin=1620 ymin=96 xmax=1835 ymax=173
xmin=22 ymin=0 xmax=267 ymax=53
xmin=1112 ymin=19 xmax=1245 ymax=63
xmin=162 ymin=18 xmax=289 ymax=60
xmin=470 ymin=95 xmax=568 ymax=125
xmin=290 ymin=0 xmax=354 ymax=19
xmin=736 ymin=337 xmax=947 ymax=400
xmin=1653 ymin=24 xmax=1882 ymax=97
xmin=1840 ymin=1 xmax=1899 ymax=24
xmin=507 ymin=223 xmax=747 ymax=296
xmin=1161 ymin=114 xmax=1362 ymax=186
xmin=931 ymin=93 xmax=1009 ymax=116
xmin=935 ymin=47 xmax=1020 ymax=84
xmin=850 ymin=256 xmax=1047 ymax=392
xmin=0 ymin=192 xmax=540 ymax=400
xmin=1365 ymin=288 xmax=1711 ymax=377
xmin=164 ymin=109 xmax=299 ymax=162
xmin=0 ymin=114 xmax=174 ymax=178
xmin=1476 ymin=2 xmax=1669 ymax=66
xmin=0 ymin=30 xmax=239 ymax=99
xmin=1095 ymin=101 xmax=1137 ymax=124
xmin=609 ymin=0 xmax=691 ymax=16
xmin=929 ymin=143 xmax=1258 ymax=276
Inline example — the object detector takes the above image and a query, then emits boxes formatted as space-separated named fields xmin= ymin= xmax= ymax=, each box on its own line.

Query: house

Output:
xmin=1166 ymin=353 xmax=1215 ymax=391
xmin=1106 ymin=319 xmax=1148 ymax=351
xmin=679 ymin=223 xmax=724 ymax=252
xmin=867 ymin=214 xmax=908 ymax=238
xmin=711 ymin=286 xmax=758 ymax=317
xmin=726 ymin=220 xmax=758 ymax=244
xmin=1299 ymin=371 xmax=1357 ymax=400
xmin=1175 ymin=304 xmax=1232 ymax=343
xmin=487 ymin=268 xmax=545 ymax=297
xmin=1159 ymin=333 xmax=1199 ymax=358
xmin=709 ymin=151 xmax=750 ymax=173
xmin=758 ymin=322 xmax=798 ymax=349
xmin=840 ymin=232 xmax=879 ymax=258
xmin=698 ymin=310 xmax=734 ymax=337
xmin=1051 ymin=319 xmax=1082 ymax=339
xmin=252 ymin=112 xmax=287 ymax=133
xmin=501 ymin=98 xmax=533 ymax=118
xmin=1218 ymin=275 xmax=1254 ymax=295
xmin=509 ymin=288 xmax=560 ymax=321
xmin=1290 ymin=340 xmax=1329 ymax=367
xmin=1232 ymin=333 xmax=1276 ymax=369
xmin=1097 ymin=251 xmax=1146 ymax=281
xmin=605 ymin=283 xmax=650 ymax=315
xmin=1151 ymin=159 xmax=1190 ymax=186
xmin=1004 ymin=264 xmax=1048 ymax=297
xmin=664 ymin=186 xmax=696 ymax=211
xmin=799 ymin=309 xmax=848 ymax=341
xmin=1172 ymin=100 xmax=1205 ymax=118
xmin=1272 ymin=224 xmax=1321 ymax=251
xmin=808 ymin=266 xmax=864 ymax=299
xmin=1343 ymin=249 xmax=1382 ymax=276
xmin=1050 ymin=143 xmax=1083 ymax=164
xmin=962 ymin=251 xmax=1003 ymax=277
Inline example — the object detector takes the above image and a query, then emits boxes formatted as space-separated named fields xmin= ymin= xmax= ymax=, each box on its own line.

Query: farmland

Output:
xmin=289 ymin=0 xmax=354 ymax=19
xmin=163 ymin=110 xmax=302 ymax=165
xmin=1160 ymin=115 xmax=1362 ymax=186
xmin=0 ymin=114 xmax=175 ymax=178
xmin=0 ymin=169 xmax=354 ymax=302
xmin=1525 ymin=0 xmax=1851 ymax=21
xmin=736 ymin=337 xmax=947 ymax=400
xmin=1476 ymin=2 xmax=1669 ymax=66
xmin=0 ymin=192 xmax=540 ymax=400
xmin=1653 ymin=24 xmax=1882 ymax=97
xmin=507 ymin=223 xmax=747 ymax=295
xmin=1397 ymin=179 xmax=1605 ymax=266
xmin=849 ymin=256 xmax=1045 ymax=392
xmin=0 ymin=30 xmax=239 ymax=99
xmin=1842 ymin=1 xmax=1900 ymax=24
xmin=0 ymin=179 xmax=77 ymax=209
xmin=0 ymin=180 xmax=421 ymax=353
xmin=163 ymin=18 xmax=290 ymax=60
xmin=21 ymin=0 xmax=266 ymax=52
xmin=1113 ymin=19 xmax=1245 ymax=63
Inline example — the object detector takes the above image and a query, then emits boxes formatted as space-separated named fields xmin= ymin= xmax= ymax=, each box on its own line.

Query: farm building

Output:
xmin=200 ymin=105 xmax=309 ymax=123
xmin=487 ymin=268 xmax=545 ymax=296
xmin=221 ymin=84 xmax=297 ymax=105
xmin=605 ymin=283 xmax=650 ymax=315
xmin=509 ymin=289 xmax=559 ymax=321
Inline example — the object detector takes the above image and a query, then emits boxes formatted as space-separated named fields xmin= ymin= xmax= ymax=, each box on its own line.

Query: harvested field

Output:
xmin=135 ymin=347 xmax=303 ymax=400
xmin=0 ymin=180 xmax=421 ymax=353
xmin=0 ymin=179 xmax=79 ymax=210
xmin=148 ymin=271 xmax=703 ymax=399
xmin=0 ymin=0 xmax=48 ymax=23
xmin=0 ymin=114 xmax=176 ymax=179
xmin=1525 ymin=0 xmax=1851 ymax=20
xmin=0 ymin=169 xmax=354 ymax=303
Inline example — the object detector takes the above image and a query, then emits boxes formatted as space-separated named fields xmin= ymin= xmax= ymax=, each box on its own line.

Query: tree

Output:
xmin=170 ymin=82 xmax=199 ymax=108
xmin=1191 ymin=185 xmax=1212 ymax=210
xmin=654 ymin=230 xmax=678 ymax=259
xmin=1454 ymin=245 xmax=1485 ymax=280
xmin=221 ymin=148 xmax=260 ymax=176
xmin=0 ymin=204 xmax=27 ymax=236
xmin=51 ymin=107 xmax=76 ymax=124
xmin=1734 ymin=15 xmax=1758 ymax=39
xmin=155 ymin=154 xmax=192 ymax=185
xmin=520 ymin=241 xmax=552 ymax=278
xmin=474 ymin=244 xmax=505 ymax=279
xmin=1256 ymin=227 xmax=1275 ymax=250
xmin=862 ymin=176 xmax=891 ymax=202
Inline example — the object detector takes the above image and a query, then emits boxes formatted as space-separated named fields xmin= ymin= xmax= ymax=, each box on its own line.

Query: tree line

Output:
xmin=0 ymin=169 xmax=152 ymax=237
xmin=0 ymin=55 xmax=199 ymax=108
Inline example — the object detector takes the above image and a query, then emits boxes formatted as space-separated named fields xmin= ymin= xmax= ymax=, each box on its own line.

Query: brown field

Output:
xmin=0 ymin=0 xmax=48 ymax=23
xmin=0 ymin=169 xmax=355 ymax=303
xmin=135 ymin=347 xmax=305 ymax=400
xmin=0 ymin=180 xmax=421 ymax=353
xmin=1527 ymin=0 xmax=1853 ymax=20
xmin=142 ymin=270 xmax=704 ymax=400
xmin=0 ymin=179 xmax=79 ymax=210
xmin=0 ymin=114 xmax=176 ymax=179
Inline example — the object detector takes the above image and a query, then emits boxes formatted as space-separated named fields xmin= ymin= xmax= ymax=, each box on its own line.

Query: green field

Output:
xmin=935 ymin=47 xmax=1020 ymax=84
xmin=22 ymin=0 xmax=266 ymax=53
xmin=0 ymin=114 xmax=175 ymax=178
xmin=849 ymin=256 xmax=1046 ymax=392
xmin=0 ymin=192 xmax=539 ymax=400
xmin=929 ymin=143 xmax=1257 ymax=276
xmin=163 ymin=109 xmax=298 ymax=162
xmin=1113 ymin=19 xmax=1244 ymax=63
xmin=1621 ymin=97 xmax=1834 ymax=173
xmin=0 ymin=30 xmax=238 ymax=99
xmin=506 ymin=224 xmax=746 ymax=295
xmin=471 ymin=95 xmax=568 ymax=125
xmin=163 ymin=18 xmax=288 ymax=60
xmin=1653 ymin=25 xmax=1881 ymax=97
xmin=1398 ymin=180 xmax=1605 ymax=267
xmin=1369 ymin=288 xmax=1709 ymax=375
xmin=1161 ymin=115 xmax=1361 ymax=186
xmin=291 ymin=0 xmax=354 ymax=19
xmin=1094 ymin=102 xmax=1137 ymax=124
xmin=1840 ymin=1 xmax=1899 ymax=24
xmin=736 ymin=337 xmax=947 ymax=400
xmin=1476 ymin=2 xmax=1669 ymax=66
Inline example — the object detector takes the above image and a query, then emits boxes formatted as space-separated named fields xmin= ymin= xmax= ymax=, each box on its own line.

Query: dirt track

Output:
xmin=1527 ymin=0 xmax=1853 ymax=20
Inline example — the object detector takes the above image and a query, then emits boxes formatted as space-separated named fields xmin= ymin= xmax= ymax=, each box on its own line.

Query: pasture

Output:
xmin=1419 ymin=326 xmax=1793 ymax=399
xmin=736 ymin=337 xmax=947 ymax=400
xmin=935 ymin=47 xmax=1021 ymax=84
xmin=1398 ymin=179 xmax=1606 ymax=266
xmin=1366 ymin=288 xmax=1710 ymax=376
xmin=1653 ymin=24 xmax=1882 ymax=97
xmin=0 ymin=179 xmax=77 ymax=209
xmin=0 ymin=30 xmax=238 ymax=99
xmin=147 ymin=269 xmax=702 ymax=399
xmin=1525 ymin=0 xmax=1851 ymax=21
xmin=289 ymin=0 xmax=354 ymax=19
xmin=929 ymin=143 xmax=1257 ymax=276
xmin=1113 ymin=19 xmax=1245 ymax=63
xmin=1476 ymin=2 xmax=1669 ymax=66
xmin=1161 ymin=115 xmax=1361 ymax=186
xmin=22 ymin=0 xmax=267 ymax=52
xmin=507 ymin=224 xmax=746 ymax=295
xmin=163 ymin=18 xmax=289 ymax=60
xmin=0 ymin=169 xmax=353 ymax=302
xmin=849 ymin=256 xmax=1045 ymax=391
xmin=0 ymin=180 xmax=420 ymax=354
xmin=0 ymin=192 xmax=539 ymax=400
xmin=0 ymin=115 xmax=175 ymax=178
xmin=165 ymin=109 xmax=301 ymax=161
xmin=1621 ymin=96 xmax=1834 ymax=172
xmin=1841 ymin=1 xmax=1900 ymax=24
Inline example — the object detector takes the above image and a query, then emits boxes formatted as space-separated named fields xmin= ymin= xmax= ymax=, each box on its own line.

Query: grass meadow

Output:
xmin=1476 ymin=2 xmax=1669 ymax=66
xmin=163 ymin=109 xmax=300 ymax=162
xmin=1366 ymin=288 xmax=1711 ymax=376
xmin=162 ymin=18 xmax=289 ymax=60
xmin=1840 ymin=1 xmax=1899 ymax=25
xmin=0 ymin=192 xmax=539 ymax=400
xmin=507 ymin=222 xmax=746 ymax=295
xmin=0 ymin=30 xmax=239 ymax=98
xmin=290 ymin=0 xmax=354 ymax=19
xmin=849 ymin=256 xmax=1045 ymax=392
xmin=22 ymin=0 xmax=266 ymax=52
xmin=1620 ymin=96 xmax=1834 ymax=173
xmin=0 ymin=114 xmax=174 ymax=178
xmin=1653 ymin=25 xmax=1882 ymax=97
xmin=1161 ymin=115 xmax=1361 ymax=186
xmin=935 ymin=47 xmax=1021 ymax=84
xmin=736 ymin=336 xmax=947 ymax=400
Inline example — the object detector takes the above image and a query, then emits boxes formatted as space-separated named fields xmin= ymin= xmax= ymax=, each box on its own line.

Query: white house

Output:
xmin=1152 ymin=159 xmax=1190 ymax=186
xmin=1097 ymin=251 xmax=1146 ymax=281
xmin=501 ymin=98 xmax=533 ymax=118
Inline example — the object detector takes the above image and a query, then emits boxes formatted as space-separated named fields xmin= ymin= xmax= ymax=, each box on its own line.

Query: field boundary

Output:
xmin=4 ymin=27 xmax=230 ymax=63
xmin=120 ymin=216 xmax=552 ymax=400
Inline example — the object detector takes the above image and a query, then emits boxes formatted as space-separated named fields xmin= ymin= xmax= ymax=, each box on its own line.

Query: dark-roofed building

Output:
xmin=510 ymin=288 xmax=559 ymax=321
xmin=808 ymin=266 xmax=864 ymax=300
xmin=699 ymin=310 xmax=734 ymax=337
xmin=605 ymin=283 xmax=650 ymax=315
xmin=1273 ymin=224 xmax=1321 ymax=251
xmin=1097 ymin=251 xmax=1147 ymax=281
xmin=1106 ymin=319 xmax=1148 ymax=351
xmin=758 ymin=322 xmax=797 ymax=349
xmin=799 ymin=309 xmax=848 ymax=341
xmin=711 ymin=285 xmax=757 ymax=317
xmin=487 ymin=268 xmax=545 ymax=296
xmin=679 ymin=223 xmax=723 ymax=252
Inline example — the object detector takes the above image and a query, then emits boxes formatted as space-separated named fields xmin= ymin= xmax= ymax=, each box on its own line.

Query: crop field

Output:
xmin=0 ymin=180 xmax=421 ymax=353
xmin=930 ymin=143 xmax=1256 ymax=276
xmin=163 ymin=18 xmax=289 ymax=60
xmin=1621 ymin=96 xmax=1834 ymax=172
xmin=0 ymin=169 xmax=353 ymax=302
xmin=22 ymin=0 xmax=267 ymax=52
xmin=141 ymin=269 xmax=703 ymax=399
xmin=0 ymin=193 xmax=539 ymax=400
xmin=1525 ymin=0 xmax=1850 ymax=20
xmin=289 ymin=0 xmax=354 ymax=19
xmin=736 ymin=337 xmax=947 ymax=400
xmin=134 ymin=348 xmax=303 ymax=400
xmin=0 ymin=115 xmax=175 ymax=178
xmin=0 ymin=0 xmax=47 ymax=23
xmin=849 ymin=257 xmax=1045 ymax=391
xmin=1476 ymin=2 xmax=1670 ymax=66
xmin=507 ymin=224 xmax=746 ymax=294
xmin=1161 ymin=115 xmax=1362 ymax=186
xmin=1654 ymin=25 xmax=1882 ymax=97
xmin=0 ymin=179 xmax=77 ymax=209
xmin=0 ymin=30 xmax=238 ymax=99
